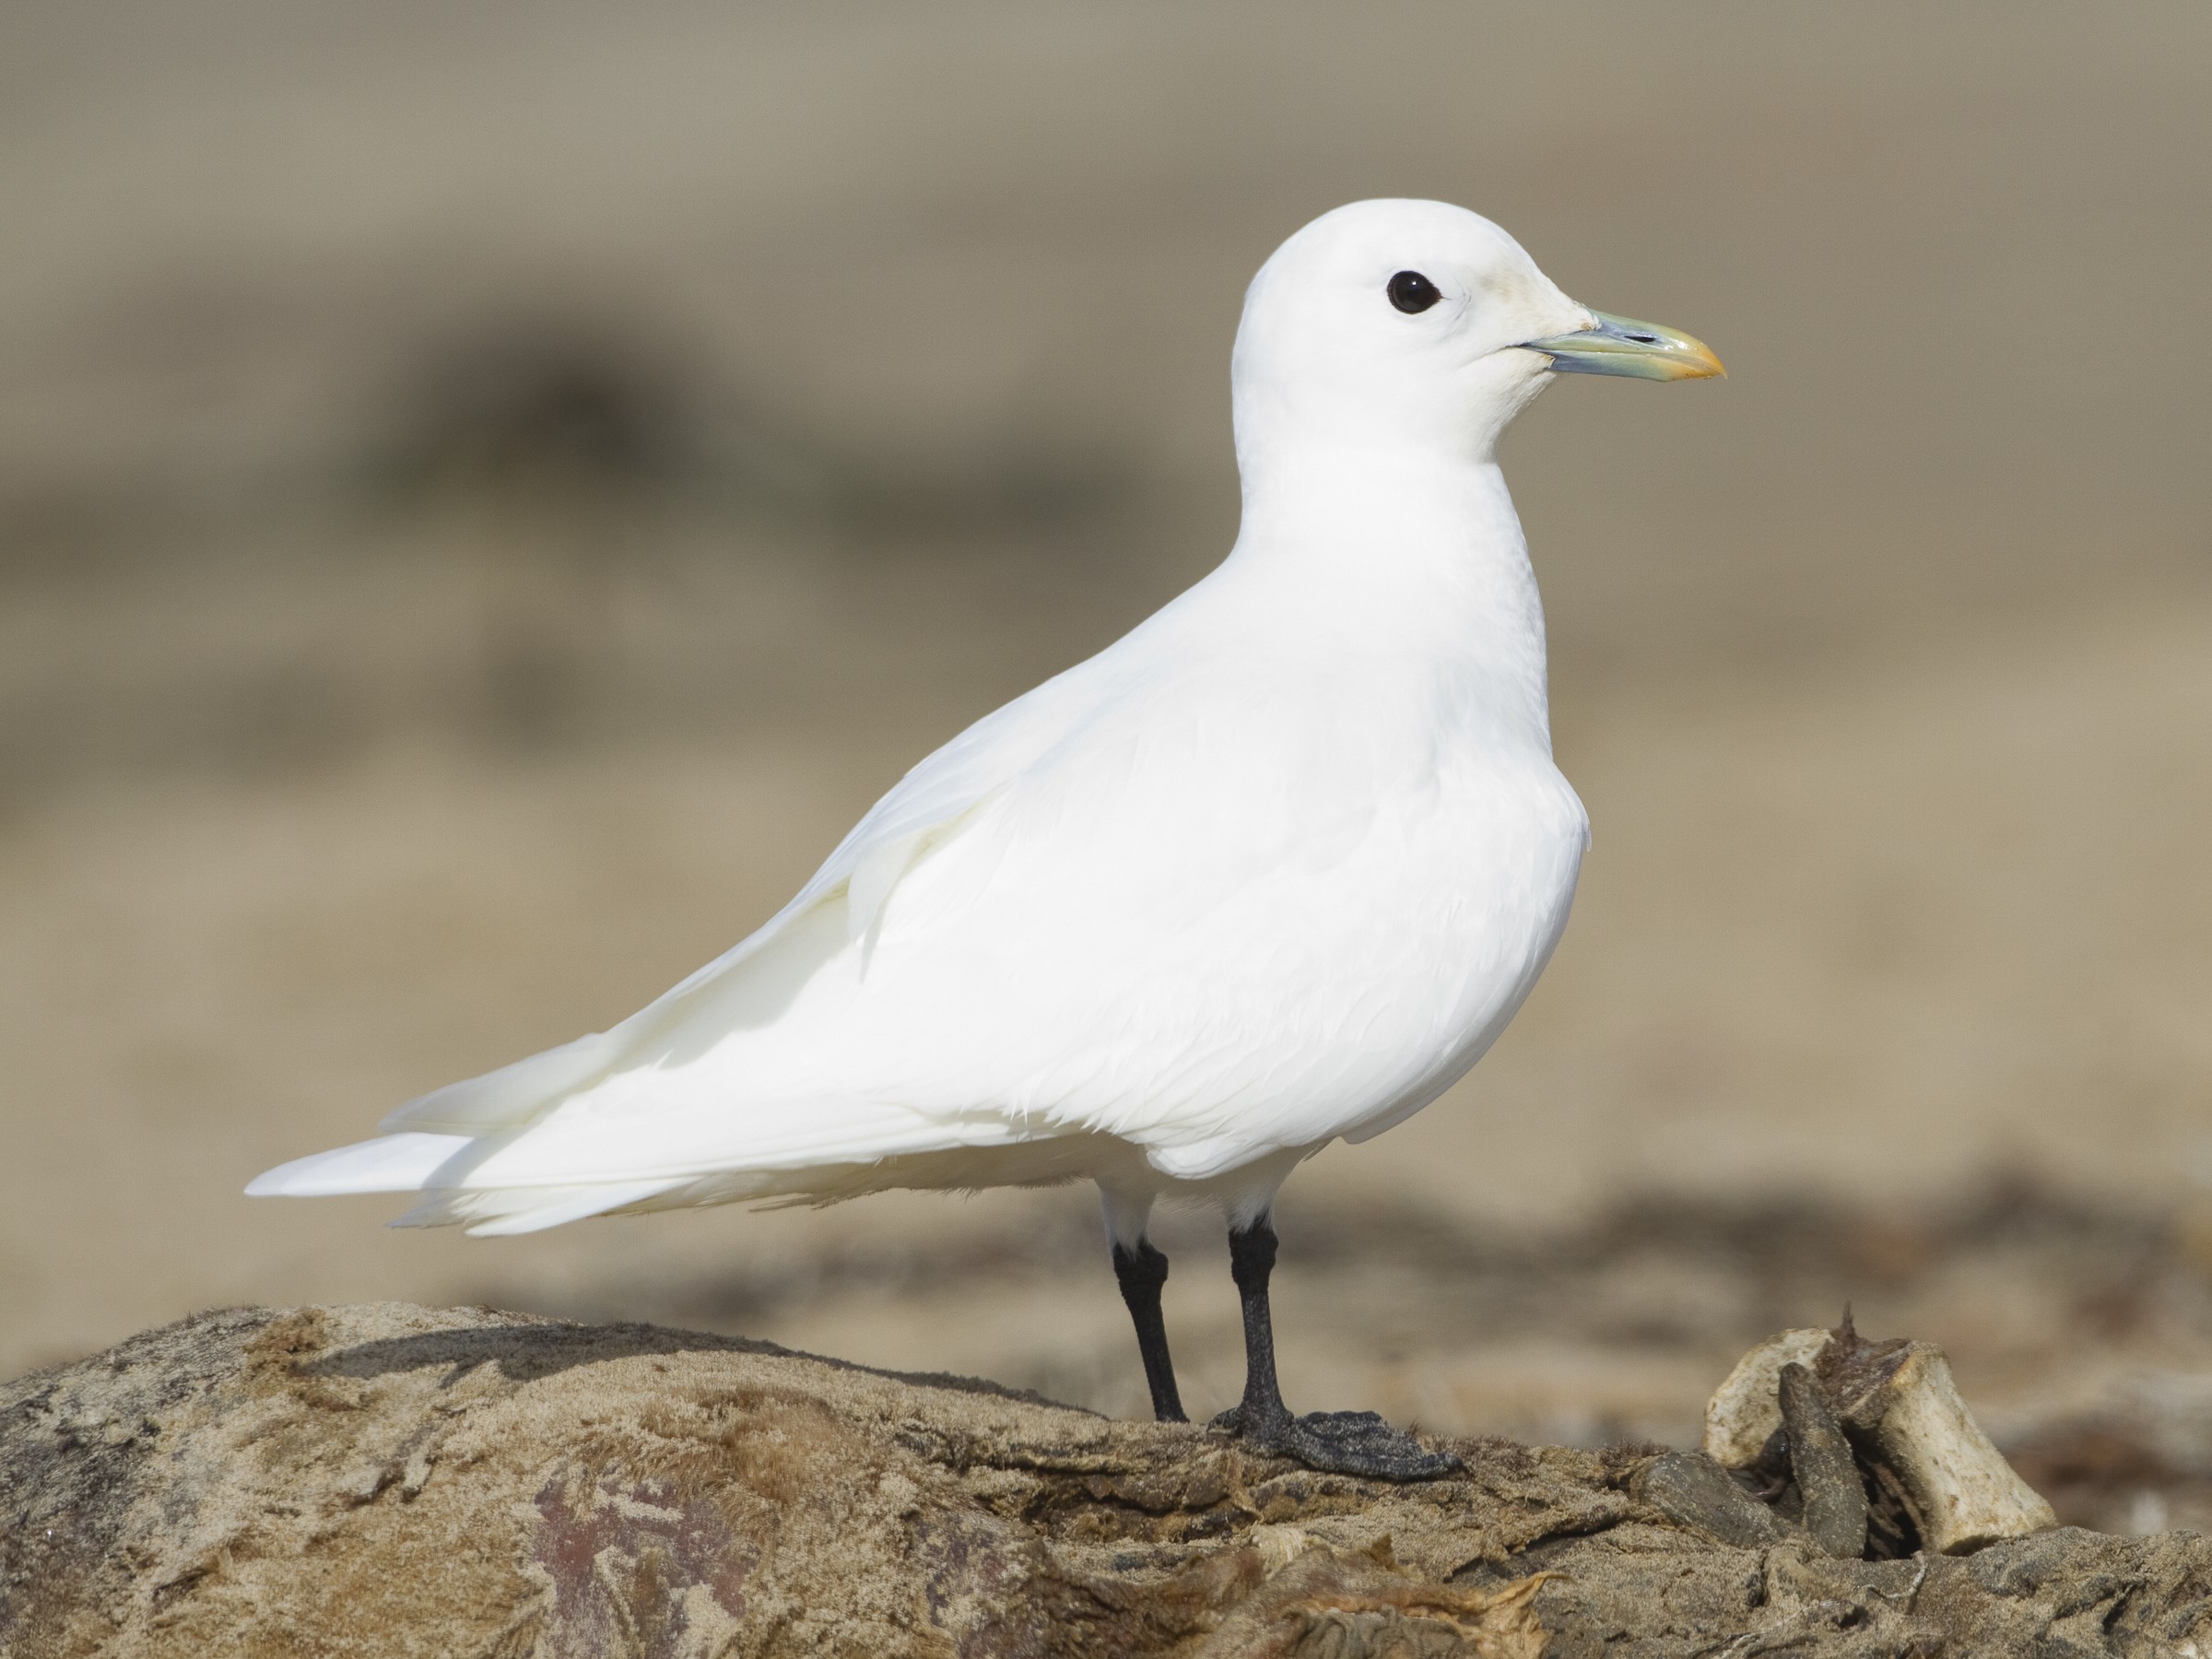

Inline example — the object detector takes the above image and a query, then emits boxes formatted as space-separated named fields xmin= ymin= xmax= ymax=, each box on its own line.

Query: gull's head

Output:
xmin=1231 ymin=198 xmax=1722 ymax=469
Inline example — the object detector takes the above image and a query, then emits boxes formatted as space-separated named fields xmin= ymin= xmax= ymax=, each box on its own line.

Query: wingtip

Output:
xmin=239 ymin=1132 xmax=477 ymax=1198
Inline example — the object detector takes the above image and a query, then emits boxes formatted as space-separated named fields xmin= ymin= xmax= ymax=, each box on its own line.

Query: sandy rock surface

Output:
xmin=5 ymin=1304 xmax=2210 ymax=1657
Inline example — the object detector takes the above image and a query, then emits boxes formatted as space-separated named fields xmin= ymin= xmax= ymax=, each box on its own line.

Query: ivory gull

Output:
xmin=252 ymin=198 xmax=1722 ymax=1478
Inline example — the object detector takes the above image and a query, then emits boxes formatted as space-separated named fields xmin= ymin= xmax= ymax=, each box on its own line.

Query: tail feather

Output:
xmin=392 ymin=1179 xmax=688 ymax=1236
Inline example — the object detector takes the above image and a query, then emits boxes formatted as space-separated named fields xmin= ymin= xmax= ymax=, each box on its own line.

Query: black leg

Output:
xmin=1112 ymin=1239 xmax=1187 ymax=1423
xmin=1228 ymin=1217 xmax=1289 ymax=1425
xmin=1214 ymin=1214 xmax=1459 ymax=1482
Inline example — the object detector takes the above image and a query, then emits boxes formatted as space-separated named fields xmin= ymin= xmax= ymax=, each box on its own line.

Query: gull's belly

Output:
xmin=842 ymin=752 xmax=1589 ymax=1158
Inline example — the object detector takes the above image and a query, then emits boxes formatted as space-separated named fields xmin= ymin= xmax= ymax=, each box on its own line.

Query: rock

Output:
xmin=1778 ymin=1361 xmax=1868 ymax=1561
xmin=1628 ymin=1450 xmax=1791 ymax=1549
xmin=5 ymin=1304 xmax=2210 ymax=1656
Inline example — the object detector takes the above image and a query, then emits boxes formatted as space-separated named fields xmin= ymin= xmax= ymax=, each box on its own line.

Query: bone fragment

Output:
xmin=1702 ymin=1327 xmax=1833 ymax=1470
xmin=1778 ymin=1361 xmax=1866 ymax=1560
xmin=1830 ymin=1340 xmax=2057 ymax=1555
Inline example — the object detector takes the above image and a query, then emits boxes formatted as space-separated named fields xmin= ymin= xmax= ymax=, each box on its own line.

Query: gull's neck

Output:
xmin=1218 ymin=441 xmax=1554 ymax=754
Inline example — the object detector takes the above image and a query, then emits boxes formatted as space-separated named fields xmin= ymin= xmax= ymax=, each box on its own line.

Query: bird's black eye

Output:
xmin=1387 ymin=270 xmax=1441 ymax=314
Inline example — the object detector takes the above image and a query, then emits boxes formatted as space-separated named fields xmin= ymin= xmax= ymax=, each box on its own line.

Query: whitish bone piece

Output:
xmin=1702 ymin=1327 xmax=1833 ymax=1469
xmin=1833 ymin=1340 xmax=2057 ymax=1555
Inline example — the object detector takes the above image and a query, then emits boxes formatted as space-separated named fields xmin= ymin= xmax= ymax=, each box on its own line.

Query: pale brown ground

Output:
xmin=18 ymin=1302 xmax=2207 ymax=1657
xmin=4 ymin=0 xmax=2211 ymax=1518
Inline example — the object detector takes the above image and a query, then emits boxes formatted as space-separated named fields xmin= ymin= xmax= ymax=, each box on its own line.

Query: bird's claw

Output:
xmin=1213 ymin=1405 xmax=1460 ymax=1482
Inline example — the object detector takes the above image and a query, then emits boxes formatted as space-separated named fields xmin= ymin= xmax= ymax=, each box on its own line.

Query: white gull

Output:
xmin=252 ymin=198 xmax=1722 ymax=1477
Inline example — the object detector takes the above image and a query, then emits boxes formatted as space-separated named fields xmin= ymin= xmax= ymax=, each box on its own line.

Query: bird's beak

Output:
xmin=1521 ymin=311 xmax=1725 ymax=382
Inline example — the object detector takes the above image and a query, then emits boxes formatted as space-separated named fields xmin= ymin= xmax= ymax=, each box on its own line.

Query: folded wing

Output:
xmin=250 ymin=654 xmax=1120 ymax=1229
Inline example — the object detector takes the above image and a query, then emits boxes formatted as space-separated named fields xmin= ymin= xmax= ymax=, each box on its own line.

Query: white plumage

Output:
xmin=252 ymin=198 xmax=1717 ymax=1289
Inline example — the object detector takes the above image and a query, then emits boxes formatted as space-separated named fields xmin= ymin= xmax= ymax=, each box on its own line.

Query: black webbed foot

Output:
xmin=1214 ymin=1403 xmax=1461 ymax=1481
xmin=1211 ymin=1214 xmax=1462 ymax=1480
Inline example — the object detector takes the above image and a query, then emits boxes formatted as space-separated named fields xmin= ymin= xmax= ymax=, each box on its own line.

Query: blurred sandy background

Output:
xmin=6 ymin=0 xmax=2212 ymax=1519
